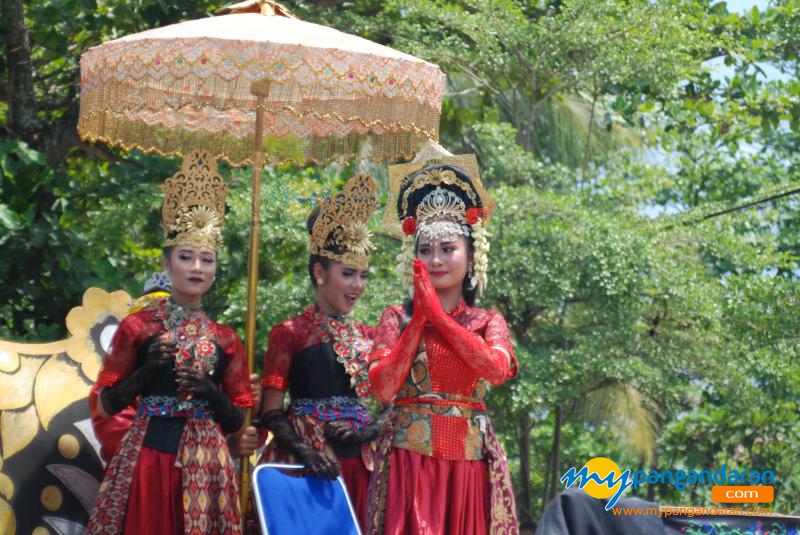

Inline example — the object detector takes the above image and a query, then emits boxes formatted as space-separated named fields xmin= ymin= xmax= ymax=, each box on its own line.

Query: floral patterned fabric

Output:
xmin=366 ymin=301 xmax=518 ymax=534
xmin=372 ymin=302 xmax=516 ymax=460
xmin=261 ymin=305 xmax=374 ymax=396
xmin=303 ymin=305 xmax=373 ymax=398
xmin=89 ymin=300 xmax=252 ymax=533
xmin=96 ymin=299 xmax=253 ymax=408
xmin=153 ymin=300 xmax=217 ymax=375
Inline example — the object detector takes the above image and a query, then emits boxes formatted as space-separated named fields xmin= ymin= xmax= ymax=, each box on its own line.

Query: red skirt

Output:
xmin=123 ymin=446 xmax=183 ymax=534
xmin=384 ymin=448 xmax=489 ymax=535
xmin=340 ymin=457 xmax=370 ymax=529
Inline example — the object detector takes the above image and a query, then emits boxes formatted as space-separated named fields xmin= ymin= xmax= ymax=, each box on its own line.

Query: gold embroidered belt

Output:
xmin=394 ymin=394 xmax=486 ymax=418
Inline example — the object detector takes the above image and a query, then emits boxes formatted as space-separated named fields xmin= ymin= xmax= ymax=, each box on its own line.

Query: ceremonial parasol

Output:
xmin=78 ymin=0 xmax=445 ymax=513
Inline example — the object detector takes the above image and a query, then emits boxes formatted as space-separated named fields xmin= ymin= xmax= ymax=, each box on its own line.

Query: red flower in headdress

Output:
xmin=466 ymin=208 xmax=483 ymax=225
xmin=402 ymin=217 xmax=417 ymax=236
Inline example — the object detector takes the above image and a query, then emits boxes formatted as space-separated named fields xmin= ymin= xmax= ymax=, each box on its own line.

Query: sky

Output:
xmin=724 ymin=0 xmax=770 ymax=12
xmin=638 ymin=0 xmax=788 ymax=218
xmin=704 ymin=0 xmax=792 ymax=83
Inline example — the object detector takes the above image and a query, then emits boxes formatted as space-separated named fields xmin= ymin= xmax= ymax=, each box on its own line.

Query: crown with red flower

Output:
xmin=385 ymin=141 xmax=496 ymax=295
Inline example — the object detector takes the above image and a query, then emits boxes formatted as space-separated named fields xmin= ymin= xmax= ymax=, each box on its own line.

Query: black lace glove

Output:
xmin=259 ymin=409 xmax=340 ymax=479
xmin=323 ymin=418 xmax=381 ymax=444
xmin=175 ymin=366 xmax=244 ymax=434
xmin=100 ymin=336 xmax=176 ymax=415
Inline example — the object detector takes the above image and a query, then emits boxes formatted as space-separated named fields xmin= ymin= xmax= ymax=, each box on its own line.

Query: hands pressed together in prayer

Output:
xmin=412 ymin=258 xmax=447 ymax=320
xmin=413 ymin=260 xmax=514 ymax=386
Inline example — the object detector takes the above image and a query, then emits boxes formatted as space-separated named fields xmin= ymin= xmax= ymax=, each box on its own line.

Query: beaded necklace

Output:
xmin=153 ymin=299 xmax=218 ymax=375
xmin=303 ymin=304 xmax=372 ymax=398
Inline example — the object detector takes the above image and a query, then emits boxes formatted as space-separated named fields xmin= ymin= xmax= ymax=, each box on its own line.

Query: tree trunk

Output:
xmin=517 ymin=411 xmax=534 ymax=522
xmin=540 ymin=432 xmax=551 ymax=512
xmin=647 ymin=453 xmax=658 ymax=502
xmin=541 ymin=404 xmax=562 ymax=512
xmin=632 ymin=458 xmax=645 ymax=497
xmin=581 ymin=88 xmax=600 ymax=178
xmin=2 ymin=0 xmax=79 ymax=165
xmin=2 ymin=0 xmax=44 ymax=142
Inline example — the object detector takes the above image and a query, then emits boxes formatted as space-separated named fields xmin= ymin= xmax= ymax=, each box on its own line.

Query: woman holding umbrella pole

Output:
xmin=88 ymin=156 xmax=253 ymax=534
xmin=366 ymin=153 xmax=519 ymax=535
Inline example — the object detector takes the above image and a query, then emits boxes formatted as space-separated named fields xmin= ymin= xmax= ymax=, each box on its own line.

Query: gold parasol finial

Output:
xmin=215 ymin=0 xmax=297 ymax=18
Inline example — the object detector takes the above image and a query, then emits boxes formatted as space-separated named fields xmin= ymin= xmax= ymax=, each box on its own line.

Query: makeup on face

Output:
xmin=315 ymin=261 xmax=369 ymax=316
xmin=416 ymin=234 xmax=470 ymax=290
xmin=164 ymin=246 xmax=217 ymax=306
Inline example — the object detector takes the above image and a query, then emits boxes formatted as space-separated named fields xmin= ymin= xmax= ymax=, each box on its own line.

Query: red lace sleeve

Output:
xmin=371 ymin=305 xmax=403 ymax=357
xmin=368 ymin=305 xmax=424 ymax=403
xmin=216 ymin=325 xmax=254 ymax=408
xmin=261 ymin=321 xmax=295 ymax=391
xmin=95 ymin=312 xmax=155 ymax=387
xmin=484 ymin=311 xmax=518 ymax=379
xmin=357 ymin=322 xmax=377 ymax=342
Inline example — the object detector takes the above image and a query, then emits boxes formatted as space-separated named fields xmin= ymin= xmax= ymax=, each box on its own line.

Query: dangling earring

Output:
xmin=466 ymin=262 xmax=477 ymax=290
xmin=317 ymin=278 xmax=324 ymax=286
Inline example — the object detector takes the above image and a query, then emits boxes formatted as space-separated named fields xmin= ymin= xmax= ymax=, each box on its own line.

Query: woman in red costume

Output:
xmin=367 ymin=150 xmax=519 ymax=535
xmin=87 ymin=155 xmax=253 ymax=534
xmin=255 ymin=174 xmax=380 ymax=529
xmin=87 ymin=271 xmax=260 ymax=464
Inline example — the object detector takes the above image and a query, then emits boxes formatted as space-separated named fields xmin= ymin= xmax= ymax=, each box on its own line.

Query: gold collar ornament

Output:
xmin=161 ymin=150 xmax=228 ymax=251
xmin=386 ymin=140 xmax=495 ymax=296
xmin=310 ymin=174 xmax=378 ymax=270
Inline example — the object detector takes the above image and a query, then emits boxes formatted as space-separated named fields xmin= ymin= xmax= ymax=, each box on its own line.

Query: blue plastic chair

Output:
xmin=252 ymin=463 xmax=362 ymax=535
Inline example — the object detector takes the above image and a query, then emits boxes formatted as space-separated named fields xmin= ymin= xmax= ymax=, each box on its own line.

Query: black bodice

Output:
xmin=137 ymin=335 xmax=228 ymax=452
xmin=288 ymin=341 xmax=357 ymax=399
xmin=288 ymin=341 xmax=362 ymax=458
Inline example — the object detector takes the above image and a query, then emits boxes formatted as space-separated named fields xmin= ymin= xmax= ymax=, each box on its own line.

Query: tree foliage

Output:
xmin=2 ymin=0 xmax=799 ymax=522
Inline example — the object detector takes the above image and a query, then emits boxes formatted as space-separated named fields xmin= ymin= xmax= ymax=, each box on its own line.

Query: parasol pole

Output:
xmin=240 ymin=79 xmax=270 ymax=520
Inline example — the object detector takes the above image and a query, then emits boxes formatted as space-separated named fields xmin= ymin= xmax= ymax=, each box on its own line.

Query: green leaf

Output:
xmin=15 ymin=143 xmax=47 ymax=166
xmin=0 ymin=204 xmax=23 ymax=231
xmin=638 ymin=101 xmax=657 ymax=113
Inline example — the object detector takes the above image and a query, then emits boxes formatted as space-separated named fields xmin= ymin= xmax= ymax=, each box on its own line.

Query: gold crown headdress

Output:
xmin=385 ymin=140 xmax=496 ymax=295
xmin=413 ymin=186 xmax=471 ymax=241
xmin=310 ymin=174 xmax=377 ymax=270
xmin=161 ymin=150 xmax=228 ymax=251
xmin=384 ymin=140 xmax=496 ymax=238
